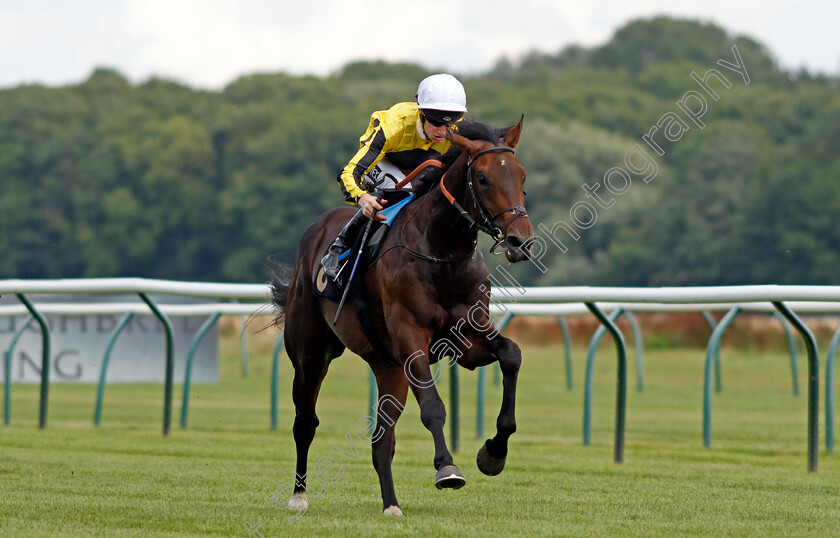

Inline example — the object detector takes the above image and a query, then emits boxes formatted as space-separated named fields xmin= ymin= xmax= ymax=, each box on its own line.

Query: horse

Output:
xmin=270 ymin=117 xmax=535 ymax=516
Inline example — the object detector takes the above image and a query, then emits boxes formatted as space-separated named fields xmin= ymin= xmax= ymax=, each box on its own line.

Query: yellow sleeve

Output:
xmin=337 ymin=111 xmax=404 ymax=204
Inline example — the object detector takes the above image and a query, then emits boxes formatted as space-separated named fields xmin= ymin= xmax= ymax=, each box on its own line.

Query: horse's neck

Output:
xmin=417 ymin=166 xmax=478 ymax=257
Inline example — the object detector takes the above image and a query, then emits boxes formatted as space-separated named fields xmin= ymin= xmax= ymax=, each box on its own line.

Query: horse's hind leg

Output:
xmin=476 ymin=336 xmax=521 ymax=476
xmin=369 ymin=364 xmax=408 ymax=516
xmin=284 ymin=310 xmax=344 ymax=515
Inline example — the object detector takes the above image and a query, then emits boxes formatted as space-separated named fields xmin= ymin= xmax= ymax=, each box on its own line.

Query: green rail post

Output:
xmin=826 ymin=326 xmax=838 ymax=453
xmin=495 ymin=311 xmax=514 ymax=332
xmin=94 ymin=313 xmax=134 ymax=426
xmin=16 ymin=295 xmax=51 ymax=429
xmin=583 ymin=308 xmax=623 ymax=446
xmin=584 ymin=303 xmax=627 ymax=464
xmin=701 ymin=311 xmax=724 ymax=393
xmin=271 ymin=332 xmax=285 ymax=431
xmin=450 ymin=362 xmax=459 ymax=453
xmin=180 ymin=313 xmax=222 ymax=429
xmin=138 ymin=293 xmax=175 ymax=436
xmin=703 ymin=306 xmax=740 ymax=447
xmin=772 ymin=311 xmax=800 ymax=397
xmin=4 ymin=315 xmax=34 ymax=426
xmin=476 ymin=313 xmax=515 ymax=440
xmin=624 ymin=312 xmax=645 ymax=393
xmin=772 ymin=302 xmax=819 ymax=473
xmin=556 ymin=316 xmax=573 ymax=390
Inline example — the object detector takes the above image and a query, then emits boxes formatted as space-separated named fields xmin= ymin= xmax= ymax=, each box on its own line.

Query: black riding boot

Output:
xmin=321 ymin=209 xmax=368 ymax=280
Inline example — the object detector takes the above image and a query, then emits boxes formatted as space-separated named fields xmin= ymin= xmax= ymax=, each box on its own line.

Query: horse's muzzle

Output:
xmin=504 ymin=230 xmax=535 ymax=263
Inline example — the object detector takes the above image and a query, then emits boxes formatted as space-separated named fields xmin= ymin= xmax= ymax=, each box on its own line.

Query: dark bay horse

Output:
xmin=271 ymin=118 xmax=534 ymax=516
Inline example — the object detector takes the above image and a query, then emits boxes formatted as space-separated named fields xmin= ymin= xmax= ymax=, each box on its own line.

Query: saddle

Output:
xmin=313 ymin=188 xmax=414 ymax=302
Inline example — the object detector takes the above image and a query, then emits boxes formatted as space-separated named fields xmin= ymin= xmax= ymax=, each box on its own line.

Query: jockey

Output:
xmin=321 ymin=73 xmax=468 ymax=281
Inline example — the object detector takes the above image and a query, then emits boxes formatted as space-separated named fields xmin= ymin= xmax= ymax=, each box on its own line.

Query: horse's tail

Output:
xmin=269 ymin=266 xmax=292 ymax=328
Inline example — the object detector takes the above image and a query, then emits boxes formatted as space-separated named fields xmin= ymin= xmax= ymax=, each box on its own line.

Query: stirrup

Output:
xmin=323 ymin=237 xmax=352 ymax=277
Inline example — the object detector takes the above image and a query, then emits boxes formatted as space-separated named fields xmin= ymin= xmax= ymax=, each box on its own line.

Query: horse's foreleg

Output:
xmin=369 ymin=365 xmax=408 ymax=516
xmin=476 ymin=336 xmax=521 ymax=476
xmin=403 ymin=349 xmax=466 ymax=489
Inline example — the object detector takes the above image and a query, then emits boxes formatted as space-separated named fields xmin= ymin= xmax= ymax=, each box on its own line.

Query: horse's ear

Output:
xmin=448 ymin=131 xmax=482 ymax=156
xmin=502 ymin=115 xmax=525 ymax=148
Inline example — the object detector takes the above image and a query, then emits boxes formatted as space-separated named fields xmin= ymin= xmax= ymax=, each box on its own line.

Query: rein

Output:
xmin=439 ymin=146 xmax=528 ymax=254
xmin=393 ymin=159 xmax=444 ymax=190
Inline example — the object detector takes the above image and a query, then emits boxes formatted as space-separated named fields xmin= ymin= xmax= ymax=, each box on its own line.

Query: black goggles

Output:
xmin=422 ymin=110 xmax=462 ymax=127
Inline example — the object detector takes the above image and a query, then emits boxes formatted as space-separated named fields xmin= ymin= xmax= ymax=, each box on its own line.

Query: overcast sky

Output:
xmin=1 ymin=0 xmax=837 ymax=90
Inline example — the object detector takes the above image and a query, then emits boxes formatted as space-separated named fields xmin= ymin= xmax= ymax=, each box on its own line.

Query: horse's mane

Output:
xmin=413 ymin=119 xmax=514 ymax=196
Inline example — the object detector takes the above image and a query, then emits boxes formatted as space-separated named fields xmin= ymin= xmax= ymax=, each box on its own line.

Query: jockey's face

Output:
xmin=423 ymin=120 xmax=449 ymax=144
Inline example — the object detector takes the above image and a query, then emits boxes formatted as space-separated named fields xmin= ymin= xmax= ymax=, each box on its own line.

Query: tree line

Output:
xmin=1 ymin=16 xmax=838 ymax=285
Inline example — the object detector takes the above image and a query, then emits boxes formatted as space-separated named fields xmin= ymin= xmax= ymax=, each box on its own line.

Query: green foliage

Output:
xmin=0 ymin=15 xmax=838 ymax=284
xmin=339 ymin=60 xmax=431 ymax=82
xmin=591 ymin=16 xmax=784 ymax=84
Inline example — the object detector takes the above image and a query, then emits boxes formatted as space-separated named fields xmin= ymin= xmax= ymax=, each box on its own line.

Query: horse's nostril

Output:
xmin=507 ymin=234 xmax=533 ymax=259
xmin=506 ymin=234 xmax=530 ymax=256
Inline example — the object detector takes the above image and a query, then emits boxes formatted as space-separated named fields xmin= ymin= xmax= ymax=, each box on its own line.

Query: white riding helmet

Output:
xmin=416 ymin=74 xmax=468 ymax=114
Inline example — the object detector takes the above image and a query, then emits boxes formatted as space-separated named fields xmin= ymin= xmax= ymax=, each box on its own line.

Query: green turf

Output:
xmin=1 ymin=334 xmax=838 ymax=537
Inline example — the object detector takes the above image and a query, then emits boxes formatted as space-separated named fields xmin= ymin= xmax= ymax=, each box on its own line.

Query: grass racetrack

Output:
xmin=1 ymin=328 xmax=839 ymax=536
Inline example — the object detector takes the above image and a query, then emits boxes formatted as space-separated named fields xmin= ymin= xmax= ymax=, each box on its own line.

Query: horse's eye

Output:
xmin=523 ymin=190 xmax=528 ymax=197
xmin=475 ymin=173 xmax=488 ymax=185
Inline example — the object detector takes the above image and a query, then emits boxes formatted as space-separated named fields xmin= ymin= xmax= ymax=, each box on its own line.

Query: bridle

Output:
xmin=373 ymin=145 xmax=529 ymax=265
xmin=439 ymin=146 xmax=529 ymax=254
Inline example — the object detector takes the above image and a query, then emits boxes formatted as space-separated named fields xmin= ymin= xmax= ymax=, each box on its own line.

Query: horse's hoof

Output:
xmin=383 ymin=505 xmax=403 ymax=516
xmin=435 ymin=464 xmax=466 ymax=489
xmin=476 ymin=440 xmax=507 ymax=476
xmin=287 ymin=492 xmax=309 ymax=512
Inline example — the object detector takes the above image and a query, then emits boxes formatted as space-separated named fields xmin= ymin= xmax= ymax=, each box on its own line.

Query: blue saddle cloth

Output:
xmin=380 ymin=193 xmax=415 ymax=225
xmin=337 ymin=193 xmax=414 ymax=262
